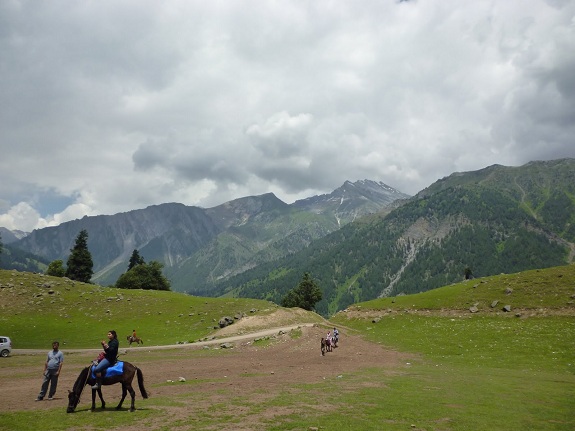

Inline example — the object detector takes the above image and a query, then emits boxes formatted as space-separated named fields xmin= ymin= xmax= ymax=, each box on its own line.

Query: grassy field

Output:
xmin=1 ymin=265 xmax=574 ymax=430
xmin=328 ymin=264 xmax=575 ymax=430
xmin=0 ymin=270 xmax=296 ymax=349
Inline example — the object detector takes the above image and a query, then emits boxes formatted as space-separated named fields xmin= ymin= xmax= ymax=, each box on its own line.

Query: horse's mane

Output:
xmin=73 ymin=366 xmax=90 ymax=393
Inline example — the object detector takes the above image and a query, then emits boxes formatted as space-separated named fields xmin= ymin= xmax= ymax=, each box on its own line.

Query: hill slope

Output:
xmin=0 ymin=269 xmax=324 ymax=349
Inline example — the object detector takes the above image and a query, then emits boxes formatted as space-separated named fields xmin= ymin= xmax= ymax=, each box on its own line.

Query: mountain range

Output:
xmin=3 ymin=180 xmax=409 ymax=293
xmin=2 ymin=159 xmax=574 ymax=317
xmin=213 ymin=158 xmax=575 ymax=315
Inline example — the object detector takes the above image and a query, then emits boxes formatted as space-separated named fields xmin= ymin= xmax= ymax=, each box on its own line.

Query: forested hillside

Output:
xmin=216 ymin=159 xmax=575 ymax=316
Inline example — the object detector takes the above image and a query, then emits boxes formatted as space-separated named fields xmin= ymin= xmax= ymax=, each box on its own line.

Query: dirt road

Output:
xmin=1 ymin=323 xmax=408 ymax=427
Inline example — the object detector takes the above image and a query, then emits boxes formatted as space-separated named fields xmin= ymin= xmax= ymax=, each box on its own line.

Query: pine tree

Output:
xmin=281 ymin=272 xmax=322 ymax=311
xmin=128 ymin=249 xmax=145 ymax=271
xmin=65 ymin=229 xmax=93 ymax=283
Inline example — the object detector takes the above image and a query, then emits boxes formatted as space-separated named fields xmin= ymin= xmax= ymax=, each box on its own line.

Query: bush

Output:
xmin=116 ymin=261 xmax=171 ymax=291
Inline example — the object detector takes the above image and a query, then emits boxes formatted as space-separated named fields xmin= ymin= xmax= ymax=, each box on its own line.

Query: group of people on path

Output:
xmin=327 ymin=327 xmax=339 ymax=346
xmin=36 ymin=325 xmax=338 ymax=401
xmin=321 ymin=327 xmax=340 ymax=355
xmin=35 ymin=329 xmax=122 ymax=401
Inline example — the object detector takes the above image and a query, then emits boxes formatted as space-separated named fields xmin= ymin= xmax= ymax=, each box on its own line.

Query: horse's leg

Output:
xmin=91 ymin=389 xmax=97 ymax=411
xmin=97 ymin=388 xmax=106 ymax=409
xmin=116 ymin=384 xmax=128 ymax=410
xmin=127 ymin=384 xmax=136 ymax=411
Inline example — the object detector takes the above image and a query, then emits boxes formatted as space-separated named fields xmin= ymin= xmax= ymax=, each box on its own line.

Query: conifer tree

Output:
xmin=128 ymin=249 xmax=145 ymax=271
xmin=65 ymin=229 xmax=93 ymax=283
xmin=281 ymin=272 xmax=322 ymax=311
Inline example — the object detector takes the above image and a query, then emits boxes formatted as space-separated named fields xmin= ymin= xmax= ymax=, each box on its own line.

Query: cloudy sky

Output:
xmin=1 ymin=0 xmax=574 ymax=232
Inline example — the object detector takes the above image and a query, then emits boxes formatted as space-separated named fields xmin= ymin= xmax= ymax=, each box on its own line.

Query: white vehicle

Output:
xmin=0 ymin=336 xmax=12 ymax=357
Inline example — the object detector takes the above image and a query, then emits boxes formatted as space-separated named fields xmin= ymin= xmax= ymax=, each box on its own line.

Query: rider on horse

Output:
xmin=92 ymin=330 xmax=119 ymax=389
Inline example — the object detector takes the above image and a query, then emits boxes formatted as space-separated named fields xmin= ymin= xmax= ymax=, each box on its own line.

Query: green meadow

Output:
xmin=0 ymin=270 xmax=285 ymax=348
xmin=0 ymin=265 xmax=574 ymax=430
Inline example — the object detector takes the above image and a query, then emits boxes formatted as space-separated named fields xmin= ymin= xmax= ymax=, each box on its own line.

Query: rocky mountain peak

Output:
xmin=292 ymin=180 xmax=410 ymax=222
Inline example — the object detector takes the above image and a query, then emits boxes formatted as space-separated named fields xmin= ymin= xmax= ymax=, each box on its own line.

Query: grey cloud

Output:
xmin=1 ymin=0 xmax=574 ymax=230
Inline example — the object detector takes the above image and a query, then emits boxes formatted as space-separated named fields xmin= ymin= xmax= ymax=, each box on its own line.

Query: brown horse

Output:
xmin=321 ymin=337 xmax=326 ymax=356
xmin=127 ymin=335 xmax=144 ymax=346
xmin=67 ymin=361 xmax=148 ymax=413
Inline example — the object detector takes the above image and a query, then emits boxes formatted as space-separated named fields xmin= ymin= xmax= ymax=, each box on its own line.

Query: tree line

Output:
xmin=40 ymin=229 xmax=322 ymax=309
xmin=45 ymin=229 xmax=170 ymax=291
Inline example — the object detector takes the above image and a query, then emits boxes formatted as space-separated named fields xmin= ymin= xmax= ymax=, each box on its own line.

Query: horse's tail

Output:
xmin=136 ymin=367 xmax=149 ymax=399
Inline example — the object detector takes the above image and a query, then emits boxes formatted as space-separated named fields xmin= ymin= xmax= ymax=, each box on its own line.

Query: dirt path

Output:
xmin=1 ymin=323 xmax=409 ymax=423
xmin=11 ymin=323 xmax=317 ymax=356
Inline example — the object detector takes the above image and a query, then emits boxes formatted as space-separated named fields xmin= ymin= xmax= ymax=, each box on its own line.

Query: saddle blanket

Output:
xmin=92 ymin=361 xmax=124 ymax=379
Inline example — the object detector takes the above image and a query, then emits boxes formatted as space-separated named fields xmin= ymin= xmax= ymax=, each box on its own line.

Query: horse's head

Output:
xmin=67 ymin=390 xmax=80 ymax=413
xmin=67 ymin=366 xmax=89 ymax=413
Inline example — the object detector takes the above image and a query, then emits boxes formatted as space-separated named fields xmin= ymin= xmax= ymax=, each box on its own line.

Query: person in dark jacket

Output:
xmin=91 ymin=330 xmax=119 ymax=389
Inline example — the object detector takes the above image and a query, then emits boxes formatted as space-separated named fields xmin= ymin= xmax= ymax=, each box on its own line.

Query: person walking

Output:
xmin=92 ymin=330 xmax=119 ymax=389
xmin=36 ymin=341 xmax=64 ymax=401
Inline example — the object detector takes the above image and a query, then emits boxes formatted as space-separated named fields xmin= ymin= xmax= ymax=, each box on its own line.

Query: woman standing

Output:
xmin=92 ymin=330 xmax=119 ymax=389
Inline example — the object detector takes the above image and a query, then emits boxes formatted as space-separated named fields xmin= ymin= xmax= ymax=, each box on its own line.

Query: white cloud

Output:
xmin=0 ymin=202 xmax=49 ymax=232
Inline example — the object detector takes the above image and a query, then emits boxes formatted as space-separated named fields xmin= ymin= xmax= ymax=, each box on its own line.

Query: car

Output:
xmin=0 ymin=336 xmax=12 ymax=357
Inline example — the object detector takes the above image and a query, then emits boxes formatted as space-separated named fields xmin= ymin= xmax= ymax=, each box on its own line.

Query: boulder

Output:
xmin=218 ymin=316 xmax=234 ymax=328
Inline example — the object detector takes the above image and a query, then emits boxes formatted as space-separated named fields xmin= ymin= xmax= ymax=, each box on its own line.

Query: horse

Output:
xmin=127 ymin=335 xmax=144 ymax=346
xmin=321 ymin=337 xmax=326 ymax=356
xmin=332 ymin=333 xmax=339 ymax=348
xmin=67 ymin=361 xmax=148 ymax=413
xmin=325 ymin=336 xmax=332 ymax=352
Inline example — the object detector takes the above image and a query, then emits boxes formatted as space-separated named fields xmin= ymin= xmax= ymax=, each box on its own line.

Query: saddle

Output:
xmin=91 ymin=361 xmax=124 ymax=379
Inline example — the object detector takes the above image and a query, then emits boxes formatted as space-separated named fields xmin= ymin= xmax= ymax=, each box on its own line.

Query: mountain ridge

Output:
xmin=5 ymin=180 xmax=407 ymax=290
xmin=4 ymin=159 xmax=575 ymax=317
xmin=217 ymin=158 xmax=575 ymax=315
